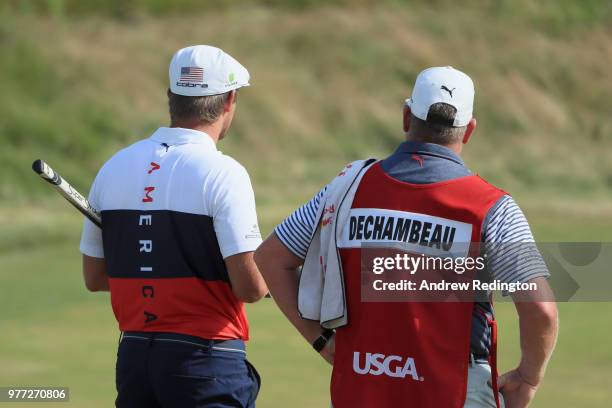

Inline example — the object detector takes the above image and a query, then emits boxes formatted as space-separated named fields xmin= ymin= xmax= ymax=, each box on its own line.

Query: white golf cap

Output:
xmin=169 ymin=45 xmax=250 ymax=97
xmin=406 ymin=66 xmax=474 ymax=127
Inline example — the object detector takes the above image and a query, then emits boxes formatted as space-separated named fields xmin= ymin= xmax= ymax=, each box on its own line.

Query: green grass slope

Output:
xmin=1 ymin=3 xmax=612 ymax=407
xmin=2 ymin=224 xmax=611 ymax=407
xmin=1 ymin=2 xmax=611 ymax=213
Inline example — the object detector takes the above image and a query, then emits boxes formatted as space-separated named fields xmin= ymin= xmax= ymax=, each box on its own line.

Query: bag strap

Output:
xmin=476 ymin=306 xmax=501 ymax=408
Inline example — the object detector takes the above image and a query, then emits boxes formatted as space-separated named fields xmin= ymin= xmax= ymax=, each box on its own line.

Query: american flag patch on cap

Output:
xmin=180 ymin=67 xmax=204 ymax=83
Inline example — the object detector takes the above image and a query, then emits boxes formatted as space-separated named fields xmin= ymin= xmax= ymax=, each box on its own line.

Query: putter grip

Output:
xmin=32 ymin=159 xmax=61 ymax=185
xmin=32 ymin=159 xmax=102 ymax=228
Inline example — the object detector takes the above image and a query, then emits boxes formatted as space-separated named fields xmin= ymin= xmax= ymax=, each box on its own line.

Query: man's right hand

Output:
xmin=498 ymin=368 xmax=538 ymax=408
xmin=255 ymin=232 xmax=340 ymax=365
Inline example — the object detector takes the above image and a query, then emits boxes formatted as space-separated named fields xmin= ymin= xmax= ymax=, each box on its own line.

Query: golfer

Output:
xmin=79 ymin=45 xmax=267 ymax=408
xmin=255 ymin=67 xmax=558 ymax=408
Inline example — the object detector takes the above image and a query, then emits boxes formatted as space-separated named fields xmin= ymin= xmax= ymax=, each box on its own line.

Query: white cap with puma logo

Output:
xmin=405 ymin=66 xmax=474 ymax=127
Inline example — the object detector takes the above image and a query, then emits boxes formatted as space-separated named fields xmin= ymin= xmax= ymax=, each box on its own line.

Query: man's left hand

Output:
xmin=497 ymin=368 xmax=538 ymax=408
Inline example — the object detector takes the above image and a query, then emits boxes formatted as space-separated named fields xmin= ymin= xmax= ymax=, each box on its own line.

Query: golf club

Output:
xmin=32 ymin=159 xmax=102 ymax=228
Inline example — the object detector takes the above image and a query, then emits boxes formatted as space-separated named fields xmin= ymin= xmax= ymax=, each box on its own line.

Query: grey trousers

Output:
xmin=464 ymin=362 xmax=505 ymax=408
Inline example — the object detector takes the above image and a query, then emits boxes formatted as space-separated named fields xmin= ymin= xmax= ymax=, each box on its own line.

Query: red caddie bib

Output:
xmin=331 ymin=163 xmax=506 ymax=408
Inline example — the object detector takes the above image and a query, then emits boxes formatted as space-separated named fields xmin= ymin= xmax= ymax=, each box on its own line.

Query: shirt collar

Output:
xmin=394 ymin=140 xmax=465 ymax=166
xmin=149 ymin=127 xmax=217 ymax=150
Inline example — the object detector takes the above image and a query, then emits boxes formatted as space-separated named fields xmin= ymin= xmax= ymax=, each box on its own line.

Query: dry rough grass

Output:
xmin=2 ymin=5 xmax=611 ymax=223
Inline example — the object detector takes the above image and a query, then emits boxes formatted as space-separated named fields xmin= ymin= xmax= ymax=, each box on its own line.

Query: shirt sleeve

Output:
xmin=79 ymin=172 xmax=104 ymax=258
xmin=209 ymin=162 xmax=262 ymax=259
xmin=274 ymin=186 xmax=327 ymax=259
xmin=482 ymin=195 xmax=550 ymax=284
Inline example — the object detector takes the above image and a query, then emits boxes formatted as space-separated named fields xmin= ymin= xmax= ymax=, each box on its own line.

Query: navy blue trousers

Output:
xmin=115 ymin=332 xmax=260 ymax=408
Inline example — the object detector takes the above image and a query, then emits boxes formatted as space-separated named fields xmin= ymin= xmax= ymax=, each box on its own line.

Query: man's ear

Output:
xmin=224 ymin=91 xmax=236 ymax=113
xmin=403 ymin=106 xmax=412 ymax=132
xmin=462 ymin=118 xmax=477 ymax=144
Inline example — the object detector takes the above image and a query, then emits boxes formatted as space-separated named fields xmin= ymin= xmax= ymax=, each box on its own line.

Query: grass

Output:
xmin=0 ymin=239 xmax=331 ymax=408
xmin=0 ymin=4 xmax=611 ymax=208
xmin=0 ymin=212 xmax=611 ymax=407
xmin=7 ymin=0 xmax=612 ymax=34
xmin=1 ymin=2 xmax=612 ymax=407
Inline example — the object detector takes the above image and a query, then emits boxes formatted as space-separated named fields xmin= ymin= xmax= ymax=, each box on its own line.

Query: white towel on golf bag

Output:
xmin=298 ymin=158 xmax=377 ymax=329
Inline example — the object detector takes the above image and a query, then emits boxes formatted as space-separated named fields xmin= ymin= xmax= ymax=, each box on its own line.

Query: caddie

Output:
xmin=255 ymin=66 xmax=558 ymax=408
xmin=79 ymin=45 xmax=267 ymax=408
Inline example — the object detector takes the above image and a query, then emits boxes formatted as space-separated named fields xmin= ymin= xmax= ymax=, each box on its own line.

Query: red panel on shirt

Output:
xmin=109 ymin=277 xmax=249 ymax=341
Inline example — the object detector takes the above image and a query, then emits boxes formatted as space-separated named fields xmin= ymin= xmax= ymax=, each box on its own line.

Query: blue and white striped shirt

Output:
xmin=275 ymin=142 xmax=548 ymax=285
xmin=276 ymin=191 xmax=547 ymax=284
xmin=274 ymin=141 xmax=549 ymax=357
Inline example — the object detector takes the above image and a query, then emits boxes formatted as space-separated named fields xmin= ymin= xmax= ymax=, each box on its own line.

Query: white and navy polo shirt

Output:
xmin=80 ymin=127 xmax=262 ymax=340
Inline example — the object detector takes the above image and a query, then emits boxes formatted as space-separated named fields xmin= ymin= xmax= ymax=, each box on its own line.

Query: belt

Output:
xmin=121 ymin=331 xmax=246 ymax=354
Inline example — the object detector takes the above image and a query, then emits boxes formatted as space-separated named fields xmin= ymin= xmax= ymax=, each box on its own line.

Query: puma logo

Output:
xmin=441 ymin=85 xmax=456 ymax=97
xmin=411 ymin=154 xmax=424 ymax=167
